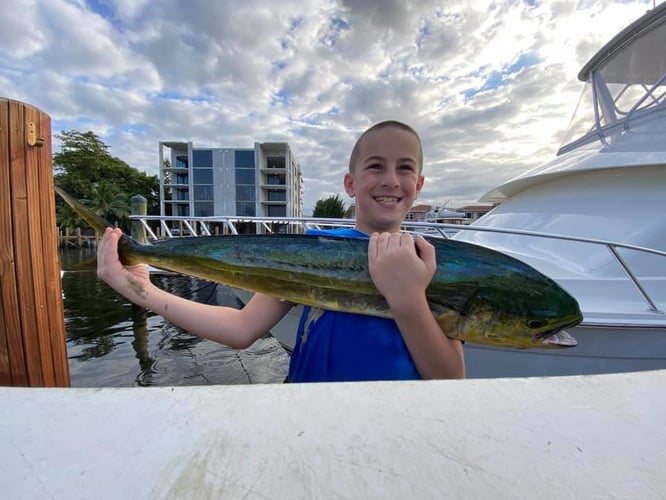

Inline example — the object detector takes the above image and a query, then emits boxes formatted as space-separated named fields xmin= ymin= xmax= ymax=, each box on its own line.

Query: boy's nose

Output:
xmin=381 ymin=167 xmax=399 ymax=187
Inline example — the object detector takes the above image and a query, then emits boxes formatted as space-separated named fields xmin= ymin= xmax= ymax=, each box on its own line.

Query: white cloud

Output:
xmin=1 ymin=0 xmax=658 ymax=213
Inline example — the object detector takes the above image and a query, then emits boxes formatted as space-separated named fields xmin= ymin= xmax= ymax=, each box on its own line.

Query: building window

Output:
xmin=267 ymin=205 xmax=286 ymax=217
xmin=193 ymin=150 xmax=213 ymax=168
xmin=176 ymin=156 xmax=188 ymax=168
xmin=194 ymin=185 xmax=214 ymax=200
xmin=194 ymin=202 xmax=214 ymax=217
xmin=236 ymin=185 xmax=255 ymax=201
xmin=193 ymin=169 xmax=213 ymax=184
xmin=267 ymin=189 xmax=286 ymax=202
xmin=175 ymin=173 xmax=188 ymax=184
xmin=267 ymin=174 xmax=284 ymax=185
xmin=266 ymin=156 xmax=285 ymax=168
xmin=235 ymin=169 xmax=255 ymax=184
xmin=235 ymin=150 xmax=255 ymax=168
xmin=236 ymin=201 xmax=256 ymax=217
xmin=235 ymin=150 xmax=256 ymax=212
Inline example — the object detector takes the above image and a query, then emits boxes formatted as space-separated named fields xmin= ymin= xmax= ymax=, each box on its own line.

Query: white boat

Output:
xmin=454 ymin=2 xmax=666 ymax=377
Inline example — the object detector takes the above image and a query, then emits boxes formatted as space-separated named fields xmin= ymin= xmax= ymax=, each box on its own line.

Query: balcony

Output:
xmin=262 ymin=155 xmax=286 ymax=171
xmin=264 ymin=173 xmax=286 ymax=187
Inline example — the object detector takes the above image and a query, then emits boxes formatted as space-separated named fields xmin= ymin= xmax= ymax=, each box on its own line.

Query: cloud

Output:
xmin=1 ymin=0 xmax=656 ymax=212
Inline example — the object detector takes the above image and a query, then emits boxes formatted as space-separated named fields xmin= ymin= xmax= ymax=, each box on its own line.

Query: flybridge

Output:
xmin=558 ymin=2 xmax=666 ymax=155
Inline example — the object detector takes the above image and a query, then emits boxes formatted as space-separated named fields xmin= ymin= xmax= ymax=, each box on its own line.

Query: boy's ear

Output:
xmin=344 ymin=173 xmax=355 ymax=197
xmin=416 ymin=175 xmax=424 ymax=195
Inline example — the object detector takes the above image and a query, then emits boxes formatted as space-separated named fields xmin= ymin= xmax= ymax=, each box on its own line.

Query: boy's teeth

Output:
xmin=376 ymin=197 xmax=398 ymax=202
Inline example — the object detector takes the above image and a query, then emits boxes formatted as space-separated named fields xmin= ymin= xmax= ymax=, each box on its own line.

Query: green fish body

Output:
xmin=56 ymin=186 xmax=583 ymax=349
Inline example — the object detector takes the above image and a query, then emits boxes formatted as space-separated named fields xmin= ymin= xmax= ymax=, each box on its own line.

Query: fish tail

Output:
xmin=55 ymin=185 xmax=146 ymax=266
xmin=54 ymin=185 xmax=112 ymax=234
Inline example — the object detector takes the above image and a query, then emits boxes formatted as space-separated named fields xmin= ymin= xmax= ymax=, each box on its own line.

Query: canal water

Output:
xmin=60 ymin=248 xmax=290 ymax=387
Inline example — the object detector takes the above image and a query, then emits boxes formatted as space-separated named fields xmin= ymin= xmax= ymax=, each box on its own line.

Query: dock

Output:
xmin=57 ymin=227 xmax=99 ymax=248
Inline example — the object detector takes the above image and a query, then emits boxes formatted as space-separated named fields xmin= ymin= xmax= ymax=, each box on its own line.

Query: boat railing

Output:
xmin=131 ymin=215 xmax=665 ymax=316
xmin=624 ymin=73 xmax=666 ymax=130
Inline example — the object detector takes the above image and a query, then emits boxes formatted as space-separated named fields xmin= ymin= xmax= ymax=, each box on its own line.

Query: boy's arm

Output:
xmin=368 ymin=232 xmax=465 ymax=379
xmin=97 ymin=227 xmax=293 ymax=349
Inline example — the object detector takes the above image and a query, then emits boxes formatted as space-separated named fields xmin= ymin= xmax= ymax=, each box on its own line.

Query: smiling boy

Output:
xmin=287 ymin=121 xmax=465 ymax=381
xmin=97 ymin=120 xmax=465 ymax=382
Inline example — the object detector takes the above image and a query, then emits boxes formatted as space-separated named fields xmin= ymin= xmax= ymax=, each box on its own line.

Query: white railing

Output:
xmin=132 ymin=215 xmax=467 ymax=240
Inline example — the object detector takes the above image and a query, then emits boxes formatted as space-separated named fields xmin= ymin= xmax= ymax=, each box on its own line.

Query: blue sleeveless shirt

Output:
xmin=287 ymin=228 xmax=421 ymax=382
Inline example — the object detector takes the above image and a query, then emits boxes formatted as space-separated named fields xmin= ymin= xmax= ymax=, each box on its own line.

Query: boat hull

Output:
xmin=464 ymin=324 xmax=666 ymax=378
xmin=453 ymin=162 xmax=666 ymax=376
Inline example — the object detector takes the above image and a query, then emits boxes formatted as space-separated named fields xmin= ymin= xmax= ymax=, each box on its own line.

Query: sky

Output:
xmin=1 ymin=0 xmax=660 ymax=213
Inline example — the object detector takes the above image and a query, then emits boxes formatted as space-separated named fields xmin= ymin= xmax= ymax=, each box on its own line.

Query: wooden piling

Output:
xmin=0 ymin=98 xmax=70 ymax=387
xmin=130 ymin=194 xmax=148 ymax=243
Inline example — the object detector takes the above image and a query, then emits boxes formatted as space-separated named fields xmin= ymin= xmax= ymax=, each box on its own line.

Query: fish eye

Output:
xmin=526 ymin=319 xmax=547 ymax=329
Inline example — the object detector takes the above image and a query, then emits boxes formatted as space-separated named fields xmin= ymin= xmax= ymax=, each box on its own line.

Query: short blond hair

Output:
xmin=348 ymin=120 xmax=424 ymax=173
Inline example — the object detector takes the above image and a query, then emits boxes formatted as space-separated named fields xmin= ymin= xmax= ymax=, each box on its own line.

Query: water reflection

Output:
xmin=60 ymin=248 xmax=290 ymax=387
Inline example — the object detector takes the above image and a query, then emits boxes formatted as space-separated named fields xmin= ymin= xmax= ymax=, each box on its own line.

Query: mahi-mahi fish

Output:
xmin=56 ymin=186 xmax=582 ymax=349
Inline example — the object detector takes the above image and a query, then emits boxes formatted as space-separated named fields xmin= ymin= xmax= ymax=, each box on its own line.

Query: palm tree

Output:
xmin=90 ymin=181 xmax=129 ymax=226
xmin=56 ymin=202 xmax=82 ymax=233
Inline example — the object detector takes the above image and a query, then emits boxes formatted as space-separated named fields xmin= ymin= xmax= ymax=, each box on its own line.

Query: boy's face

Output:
xmin=344 ymin=126 xmax=424 ymax=234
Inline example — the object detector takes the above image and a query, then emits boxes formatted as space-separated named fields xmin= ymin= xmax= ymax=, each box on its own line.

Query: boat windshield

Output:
xmin=558 ymin=8 xmax=666 ymax=154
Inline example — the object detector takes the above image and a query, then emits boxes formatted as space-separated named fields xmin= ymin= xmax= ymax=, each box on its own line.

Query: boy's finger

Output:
xmin=414 ymin=236 xmax=435 ymax=261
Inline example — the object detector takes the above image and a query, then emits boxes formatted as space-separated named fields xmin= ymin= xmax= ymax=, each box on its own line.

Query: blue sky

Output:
xmin=1 ymin=0 xmax=658 ymax=212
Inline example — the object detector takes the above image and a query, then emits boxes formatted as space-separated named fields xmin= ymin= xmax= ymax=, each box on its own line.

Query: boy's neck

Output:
xmin=354 ymin=222 xmax=402 ymax=235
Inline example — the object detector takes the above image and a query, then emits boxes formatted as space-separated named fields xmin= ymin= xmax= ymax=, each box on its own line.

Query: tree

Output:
xmin=53 ymin=130 xmax=159 ymax=231
xmin=90 ymin=180 xmax=130 ymax=224
xmin=55 ymin=202 xmax=82 ymax=233
xmin=53 ymin=131 xmax=113 ymax=197
xmin=312 ymin=194 xmax=346 ymax=218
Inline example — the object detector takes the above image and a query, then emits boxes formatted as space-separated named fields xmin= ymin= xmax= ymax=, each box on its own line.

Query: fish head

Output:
xmin=434 ymin=286 xmax=583 ymax=349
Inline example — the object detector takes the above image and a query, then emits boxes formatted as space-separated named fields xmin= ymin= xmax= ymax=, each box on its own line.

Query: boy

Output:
xmin=97 ymin=120 xmax=465 ymax=381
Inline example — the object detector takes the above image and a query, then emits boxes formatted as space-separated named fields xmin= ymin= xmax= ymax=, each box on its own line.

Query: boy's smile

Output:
xmin=345 ymin=125 xmax=424 ymax=235
xmin=374 ymin=196 xmax=401 ymax=207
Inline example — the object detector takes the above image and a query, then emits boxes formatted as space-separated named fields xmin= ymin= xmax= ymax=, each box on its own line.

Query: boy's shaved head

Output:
xmin=348 ymin=120 xmax=424 ymax=173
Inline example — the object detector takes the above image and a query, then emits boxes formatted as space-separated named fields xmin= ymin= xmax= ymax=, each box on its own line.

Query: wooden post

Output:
xmin=130 ymin=194 xmax=147 ymax=244
xmin=128 ymin=194 xmax=153 ymax=377
xmin=0 ymin=98 xmax=70 ymax=387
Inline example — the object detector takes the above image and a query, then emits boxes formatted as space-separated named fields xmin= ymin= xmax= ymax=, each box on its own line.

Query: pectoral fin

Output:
xmin=434 ymin=309 xmax=464 ymax=340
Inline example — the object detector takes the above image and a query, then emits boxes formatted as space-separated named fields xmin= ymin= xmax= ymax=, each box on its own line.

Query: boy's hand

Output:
xmin=97 ymin=227 xmax=151 ymax=301
xmin=368 ymin=232 xmax=436 ymax=310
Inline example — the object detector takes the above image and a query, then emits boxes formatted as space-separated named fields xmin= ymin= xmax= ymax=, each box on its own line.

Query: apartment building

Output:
xmin=158 ymin=141 xmax=303 ymax=223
